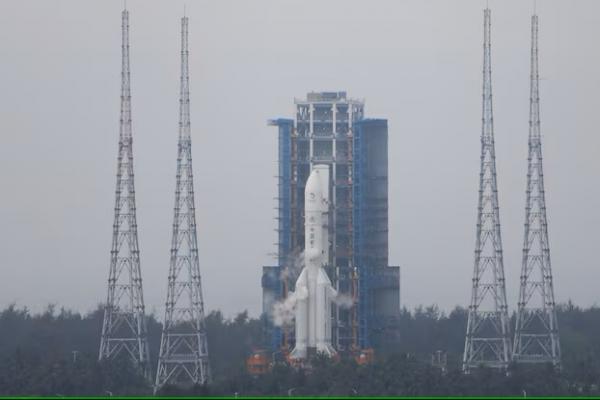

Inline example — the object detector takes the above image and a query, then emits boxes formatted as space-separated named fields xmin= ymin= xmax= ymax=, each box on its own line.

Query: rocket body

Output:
xmin=290 ymin=164 xmax=337 ymax=359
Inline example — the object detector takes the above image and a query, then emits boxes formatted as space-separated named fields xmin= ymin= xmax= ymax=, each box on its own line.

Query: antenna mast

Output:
xmin=155 ymin=16 xmax=212 ymax=392
xmin=99 ymin=8 xmax=151 ymax=381
xmin=512 ymin=13 xmax=561 ymax=368
xmin=463 ymin=7 xmax=511 ymax=373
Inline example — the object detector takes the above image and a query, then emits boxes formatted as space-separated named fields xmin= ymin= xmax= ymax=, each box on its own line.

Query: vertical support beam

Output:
xmin=99 ymin=7 xmax=151 ymax=381
xmin=353 ymin=120 xmax=368 ymax=349
xmin=512 ymin=13 xmax=561 ymax=368
xmin=309 ymin=104 xmax=314 ymax=170
xmin=155 ymin=16 xmax=211 ymax=392
xmin=266 ymin=118 xmax=293 ymax=352
xmin=463 ymin=8 xmax=511 ymax=373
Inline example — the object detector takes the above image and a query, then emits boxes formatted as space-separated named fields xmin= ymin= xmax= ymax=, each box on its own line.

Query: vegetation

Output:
xmin=1 ymin=302 xmax=600 ymax=396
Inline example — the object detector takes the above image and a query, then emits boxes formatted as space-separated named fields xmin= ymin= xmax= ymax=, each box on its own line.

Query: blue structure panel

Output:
xmin=262 ymin=266 xmax=283 ymax=351
xmin=273 ymin=118 xmax=293 ymax=267
xmin=353 ymin=119 xmax=396 ymax=349
xmin=263 ymin=119 xmax=293 ymax=351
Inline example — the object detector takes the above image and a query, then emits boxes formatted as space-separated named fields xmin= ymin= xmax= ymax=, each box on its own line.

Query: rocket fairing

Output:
xmin=290 ymin=164 xmax=337 ymax=359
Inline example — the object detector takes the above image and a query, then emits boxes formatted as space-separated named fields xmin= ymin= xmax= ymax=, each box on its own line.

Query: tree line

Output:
xmin=1 ymin=302 xmax=600 ymax=396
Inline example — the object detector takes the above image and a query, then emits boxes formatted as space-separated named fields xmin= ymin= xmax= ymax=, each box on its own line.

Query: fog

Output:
xmin=0 ymin=0 xmax=599 ymax=318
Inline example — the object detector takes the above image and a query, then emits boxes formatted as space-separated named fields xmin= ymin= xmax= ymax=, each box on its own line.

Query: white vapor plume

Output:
xmin=278 ymin=251 xmax=305 ymax=281
xmin=271 ymin=251 xmax=354 ymax=327
xmin=272 ymin=287 xmax=307 ymax=327
xmin=334 ymin=293 xmax=354 ymax=309
xmin=271 ymin=251 xmax=305 ymax=327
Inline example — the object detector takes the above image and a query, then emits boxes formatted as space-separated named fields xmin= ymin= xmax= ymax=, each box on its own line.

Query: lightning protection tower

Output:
xmin=154 ymin=16 xmax=211 ymax=392
xmin=512 ymin=14 xmax=561 ymax=368
xmin=463 ymin=8 xmax=511 ymax=373
xmin=99 ymin=8 xmax=151 ymax=381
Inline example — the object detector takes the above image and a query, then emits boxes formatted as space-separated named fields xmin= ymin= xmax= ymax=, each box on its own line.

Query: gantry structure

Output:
xmin=263 ymin=92 xmax=400 ymax=356
xmin=154 ymin=16 xmax=211 ymax=392
xmin=99 ymin=7 xmax=151 ymax=381
xmin=512 ymin=13 xmax=561 ymax=368
xmin=463 ymin=8 xmax=511 ymax=373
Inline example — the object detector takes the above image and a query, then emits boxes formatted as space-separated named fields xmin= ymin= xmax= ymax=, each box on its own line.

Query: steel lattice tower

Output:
xmin=512 ymin=14 xmax=561 ymax=368
xmin=99 ymin=8 xmax=151 ymax=381
xmin=154 ymin=16 xmax=211 ymax=392
xmin=463 ymin=8 xmax=511 ymax=373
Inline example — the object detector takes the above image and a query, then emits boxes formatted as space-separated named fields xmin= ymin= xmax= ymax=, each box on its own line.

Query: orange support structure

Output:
xmin=355 ymin=348 xmax=375 ymax=365
xmin=246 ymin=350 xmax=270 ymax=375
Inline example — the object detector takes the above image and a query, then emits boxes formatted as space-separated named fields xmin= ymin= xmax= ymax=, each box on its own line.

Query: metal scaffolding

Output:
xmin=512 ymin=14 xmax=561 ymax=368
xmin=263 ymin=93 xmax=399 ymax=356
xmin=99 ymin=7 xmax=151 ymax=381
xmin=155 ymin=16 xmax=211 ymax=391
xmin=463 ymin=8 xmax=511 ymax=373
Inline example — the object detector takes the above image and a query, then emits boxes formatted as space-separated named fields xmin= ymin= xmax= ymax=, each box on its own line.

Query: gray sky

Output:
xmin=0 ymin=0 xmax=599 ymax=318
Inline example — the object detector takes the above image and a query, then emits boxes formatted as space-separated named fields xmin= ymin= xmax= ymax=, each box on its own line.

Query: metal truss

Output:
xmin=155 ymin=16 xmax=211 ymax=392
xmin=99 ymin=8 xmax=151 ymax=381
xmin=463 ymin=8 xmax=511 ymax=373
xmin=512 ymin=14 xmax=561 ymax=368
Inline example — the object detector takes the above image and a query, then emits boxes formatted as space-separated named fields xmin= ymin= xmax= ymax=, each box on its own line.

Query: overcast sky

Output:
xmin=0 ymin=0 xmax=599 ymax=318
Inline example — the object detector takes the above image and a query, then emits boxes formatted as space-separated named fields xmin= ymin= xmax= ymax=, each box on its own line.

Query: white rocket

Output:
xmin=289 ymin=164 xmax=337 ymax=359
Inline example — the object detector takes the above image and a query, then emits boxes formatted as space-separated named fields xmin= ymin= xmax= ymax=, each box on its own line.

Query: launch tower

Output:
xmin=263 ymin=92 xmax=400 ymax=356
xmin=512 ymin=13 xmax=561 ymax=368
xmin=99 ymin=7 xmax=151 ymax=380
xmin=155 ymin=16 xmax=212 ymax=391
xmin=462 ymin=8 xmax=512 ymax=372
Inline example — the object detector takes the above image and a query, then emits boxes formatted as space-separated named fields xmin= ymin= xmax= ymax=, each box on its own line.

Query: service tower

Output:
xmin=262 ymin=91 xmax=400 ymax=358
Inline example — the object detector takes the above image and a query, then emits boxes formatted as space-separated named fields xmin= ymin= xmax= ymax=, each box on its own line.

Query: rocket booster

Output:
xmin=290 ymin=164 xmax=337 ymax=359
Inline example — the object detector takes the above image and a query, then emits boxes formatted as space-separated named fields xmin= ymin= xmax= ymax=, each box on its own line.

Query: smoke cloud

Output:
xmin=272 ymin=287 xmax=307 ymax=327
xmin=334 ymin=293 xmax=354 ymax=309
xmin=278 ymin=251 xmax=305 ymax=281
xmin=271 ymin=249 xmax=356 ymax=326
xmin=271 ymin=252 xmax=305 ymax=327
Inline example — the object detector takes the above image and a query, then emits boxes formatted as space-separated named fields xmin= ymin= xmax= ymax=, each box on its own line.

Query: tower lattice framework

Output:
xmin=155 ymin=16 xmax=211 ymax=391
xmin=512 ymin=14 xmax=561 ymax=368
xmin=463 ymin=8 xmax=511 ymax=372
xmin=99 ymin=8 xmax=151 ymax=381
